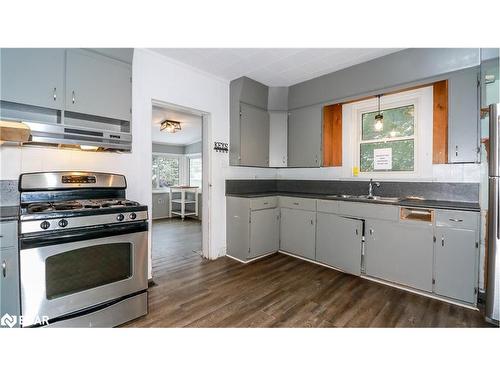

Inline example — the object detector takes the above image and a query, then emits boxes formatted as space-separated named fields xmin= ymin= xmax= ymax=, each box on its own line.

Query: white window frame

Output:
xmin=343 ymin=86 xmax=433 ymax=180
xmin=151 ymin=152 xmax=185 ymax=192
xmin=186 ymin=152 xmax=202 ymax=191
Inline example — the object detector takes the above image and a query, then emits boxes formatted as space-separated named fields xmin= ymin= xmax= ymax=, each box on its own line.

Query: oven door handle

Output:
xmin=20 ymin=221 xmax=148 ymax=249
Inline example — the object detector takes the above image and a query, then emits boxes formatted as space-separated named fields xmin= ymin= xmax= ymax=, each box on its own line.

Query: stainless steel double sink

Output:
xmin=327 ymin=194 xmax=402 ymax=203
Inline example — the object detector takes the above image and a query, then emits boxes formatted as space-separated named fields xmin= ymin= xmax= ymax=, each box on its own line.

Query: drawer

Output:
xmin=435 ymin=209 xmax=479 ymax=230
xmin=0 ymin=221 xmax=17 ymax=250
xmin=250 ymin=196 xmax=278 ymax=210
xmin=337 ymin=201 xmax=398 ymax=221
xmin=279 ymin=196 xmax=316 ymax=211
xmin=316 ymin=199 xmax=340 ymax=214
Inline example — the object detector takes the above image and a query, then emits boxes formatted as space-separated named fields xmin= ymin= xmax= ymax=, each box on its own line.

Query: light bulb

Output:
xmin=374 ymin=118 xmax=383 ymax=131
xmin=80 ymin=145 xmax=99 ymax=151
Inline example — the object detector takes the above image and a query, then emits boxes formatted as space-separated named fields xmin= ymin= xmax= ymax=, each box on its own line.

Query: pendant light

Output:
xmin=374 ymin=94 xmax=383 ymax=131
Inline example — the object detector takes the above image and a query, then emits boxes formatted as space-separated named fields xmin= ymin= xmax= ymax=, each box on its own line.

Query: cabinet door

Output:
xmin=316 ymin=213 xmax=362 ymax=275
xmin=288 ymin=105 xmax=322 ymax=167
xmin=0 ymin=48 xmax=64 ymax=109
xmin=249 ymin=208 xmax=279 ymax=258
xmin=66 ymin=50 xmax=132 ymax=120
xmin=239 ymin=103 xmax=270 ymax=167
xmin=365 ymin=220 xmax=434 ymax=292
xmin=448 ymin=68 xmax=479 ymax=163
xmin=0 ymin=247 xmax=20 ymax=327
xmin=434 ymin=227 xmax=477 ymax=303
xmin=280 ymin=208 xmax=316 ymax=259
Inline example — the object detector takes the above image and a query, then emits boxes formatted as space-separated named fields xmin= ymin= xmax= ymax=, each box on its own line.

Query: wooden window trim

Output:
xmin=322 ymin=104 xmax=342 ymax=167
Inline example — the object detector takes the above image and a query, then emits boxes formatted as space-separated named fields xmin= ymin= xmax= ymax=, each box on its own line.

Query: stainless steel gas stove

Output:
xmin=18 ymin=171 xmax=148 ymax=327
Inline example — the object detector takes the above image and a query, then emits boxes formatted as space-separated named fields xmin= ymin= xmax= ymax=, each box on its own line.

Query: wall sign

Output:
xmin=213 ymin=142 xmax=228 ymax=153
xmin=373 ymin=148 xmax=392 ymax=170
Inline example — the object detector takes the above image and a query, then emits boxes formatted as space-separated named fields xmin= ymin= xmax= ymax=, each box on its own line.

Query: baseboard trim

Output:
xmin=226 ymin=251 xmax=276 ymax=264
xmin=277 ymin=250 xmax=478 ymax=311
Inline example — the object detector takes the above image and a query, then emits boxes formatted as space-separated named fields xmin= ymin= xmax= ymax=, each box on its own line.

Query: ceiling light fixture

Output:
xmin=160 ymin=120 xmax=182 ymax=133
xmin=374 ymin=94 xmax=384 ymax=132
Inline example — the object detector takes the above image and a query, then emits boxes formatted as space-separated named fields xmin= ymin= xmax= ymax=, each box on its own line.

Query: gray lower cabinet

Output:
xmin=239 ymin=102 xmax=270 ymax=167
xmin=287 ymin=105 xmax=322 ymax=167
xmin=1 ymin=221 xmax=20 ymax=328
xmin=316 ymin=213 xmax=363 ymax=275
xmin=0 ymin=48 xmax=65 ymax=110
xmin=66 ymin=49 xmax=132 ymax=121
xmin=434 ymin=227 xmax=478 ymax=303
xmin=250 ymin=208 xmax=279 ymax=258
xmin=365 ymin=219 xmax=434 ymax=292
xmin=280 ymin=208 xmax=316 ymax=259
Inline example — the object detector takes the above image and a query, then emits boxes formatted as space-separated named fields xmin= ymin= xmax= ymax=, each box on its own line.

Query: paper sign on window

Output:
xmin=373 ymin=148 xmax=392 ymax=170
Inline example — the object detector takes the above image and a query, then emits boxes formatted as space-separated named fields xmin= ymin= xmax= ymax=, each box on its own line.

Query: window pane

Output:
xmin=189 ymin=157 xmax=202 ymax=188
xmin=360 ymin=140 xmax=414 ymax=172
xmin=362 ymin=105 xmax=414 ymax=140
xmin=152 ymin=155 xmax=179 ymax=188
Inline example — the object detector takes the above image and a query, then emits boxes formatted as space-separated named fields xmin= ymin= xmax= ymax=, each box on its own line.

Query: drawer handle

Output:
xmin=293 ymin=202 xmax=299 ymax=206
xmin=2 ymin=260 xmax=6 ymax=278
xmin=449 ymin=218 xmax=463 ymax=222
xmin=442 ymin=237 xmax=445 ymax=246
xmin=263 ymin=202 xmax=269 ymax=205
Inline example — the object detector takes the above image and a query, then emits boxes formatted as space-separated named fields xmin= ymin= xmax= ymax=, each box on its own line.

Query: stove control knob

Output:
xmin=129 ymin=213 xmax=137 ymax=220
xmin=116 ymin=214 xmax=125 ymax=222
xmin=40 ymin=221 xmax=51 ymax=230
xmin=58 ymin=219 xmax=68 ymax=228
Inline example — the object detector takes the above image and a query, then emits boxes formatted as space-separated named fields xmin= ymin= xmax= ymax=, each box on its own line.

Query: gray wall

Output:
xmin=288 ymin=48 xmax=480 ymax=109
xmin=152 ymin=141 xmax=202 ymax=155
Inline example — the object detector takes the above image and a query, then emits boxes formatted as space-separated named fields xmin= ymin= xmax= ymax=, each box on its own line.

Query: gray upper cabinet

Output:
xmin=434 ymin=226 xmax=478 ymax=304
xmin=280 ymin=207 xmax=316 ymax=259
xmin=66 ymin=50 xmax=132 ymax=120
xmin=250 ymin=207 xmax=279 ymax=258
xmin=240 ymin=103 xmax=270 ymax=167
xmin=448 ymin=67 xmax=480 ymax=163
xmin=316 ymin=213 xmax=362 ymax=275
xmin=0 ymin=48 xmax=65 ymax=110
xmin=365 ymin=219 xmax=434 ymax=292
xmin=287 ymin=105 xmax=322 ymax=167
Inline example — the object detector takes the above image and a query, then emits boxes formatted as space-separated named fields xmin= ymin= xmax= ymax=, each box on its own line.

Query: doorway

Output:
xmin=150 ymin=101 xmax=209 ymax=273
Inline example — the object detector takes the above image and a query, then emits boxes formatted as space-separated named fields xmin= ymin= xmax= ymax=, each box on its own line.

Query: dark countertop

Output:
xmin=0 ymin=206 xmax=20 ymax=222
xmin=226 ymin=192 xmax=480 ymax=212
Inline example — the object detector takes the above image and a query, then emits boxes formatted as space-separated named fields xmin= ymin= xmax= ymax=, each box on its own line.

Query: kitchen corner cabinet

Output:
xmin=239 ymin=103 xmax=270 ymax=167
xmin=287 ymin=105 xmax=322 ymax=167
xmin=65 ymin=50 xmax=132 ymax=121
xmin=0 ymin=222 xmax=20 ymax=327
xmin=364 ymin=219 xmax=434 ymax=292
xmin=280 ymin=207 xmax=316 ymax=259
xmin=316 ymin=213 xmax=363 ymax=275
xmin=226 ymin=197 xmax=279 ymax=262
xmin=0 ymin=48 xmax=65 ymax=110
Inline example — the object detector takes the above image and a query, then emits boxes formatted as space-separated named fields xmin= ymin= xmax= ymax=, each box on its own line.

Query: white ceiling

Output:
xmin=152 ymin=48 xmax=402 ymax=86
xmin=151 ymin=106 xmax=202 ymax=145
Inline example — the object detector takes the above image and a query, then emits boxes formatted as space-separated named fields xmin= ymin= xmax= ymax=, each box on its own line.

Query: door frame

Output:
xmin=150 ymin=99 xmax=211 ymax=260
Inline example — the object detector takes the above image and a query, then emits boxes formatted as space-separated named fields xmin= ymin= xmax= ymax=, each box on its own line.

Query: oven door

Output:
xmin=20 ymin=222 xmax=148 ymax=327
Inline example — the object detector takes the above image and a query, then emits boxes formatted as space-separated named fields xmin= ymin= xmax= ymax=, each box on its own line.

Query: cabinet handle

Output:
xmin=293 ymin=202 xmax=299 ymax=206
xmin=355 ymin=228 xmax=359 ymax=235
xmin=455 ymin=145 xmax=459 ymax=157
xmin=441 ymin=237 xmax=445 ymax=246
xmin=53 ymin=87 xmax=57 ymax=101
xmin=2 ymin=260 xmax=6 ymax=278
xmin=72 ymin=90 xmax=76 ymax=104
xmin=369 ymin=228 xmax=374 ymax=235
xmin=449 ymin=218 xmax=463 ymax=222
xmin=263 ymin=202 xmax=268 ymax=205
xmin=310 ymin=219 xmax=314 ymax=225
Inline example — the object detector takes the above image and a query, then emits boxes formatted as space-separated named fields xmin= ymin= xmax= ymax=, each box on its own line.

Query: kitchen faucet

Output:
xmin=368 ymin=178 xmax=380 ymax=198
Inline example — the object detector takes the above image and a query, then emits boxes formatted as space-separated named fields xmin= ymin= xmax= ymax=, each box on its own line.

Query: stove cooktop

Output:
xmin=25 ymin=199 xmax=140 ymax=214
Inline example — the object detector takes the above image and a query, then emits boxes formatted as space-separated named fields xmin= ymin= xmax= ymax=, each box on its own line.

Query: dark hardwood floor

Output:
xmin=124 ymin=218 xmax=491 ymax=328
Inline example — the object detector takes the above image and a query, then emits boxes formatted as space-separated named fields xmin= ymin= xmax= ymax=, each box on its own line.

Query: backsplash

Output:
xmin=0 ymin=180 xmax=19 ymax=206
xmin=226 ymin=179 xmax=479 ymax=203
